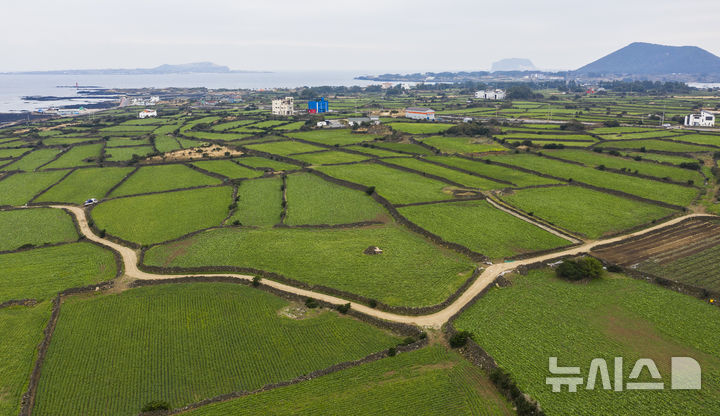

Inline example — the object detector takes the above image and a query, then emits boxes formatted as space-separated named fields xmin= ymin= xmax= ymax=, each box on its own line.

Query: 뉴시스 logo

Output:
xmin=546 ymin=357 xmax=701 ymax=392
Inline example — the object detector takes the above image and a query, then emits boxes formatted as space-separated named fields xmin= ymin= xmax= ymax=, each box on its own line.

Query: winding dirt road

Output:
xmin=53 ymin=205 xmax=711 ymax=329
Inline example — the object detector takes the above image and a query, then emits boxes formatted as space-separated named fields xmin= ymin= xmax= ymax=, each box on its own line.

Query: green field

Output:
xmin=454 ymin=269 xmax=720 ymax=416
xmin=1 ymin=149 xmax=61 ymax=171
xmin=0 ymin=147 xmax=31 ymax=159
xmin=285 ymin=173 xmax=385 ymax=225
xmin=638 ymin=243 xmax=720 ymax=292
xmin=0 ymin=208 xmax=78 ymax=251
xmin=502 ymin=186 xmax=676 ymax=238
xmin=596 ymin=139 xmax=716 ymax=153
xmin=388 ymin=122 xmax=454 ymax=134
xmin=426 ymin=156 xmax=559 ymax=187
xmin=185 ymin=346 xmax=513 ymax=416
xmin=245 ymin=141 xmax=326 ymax=156
xmin=235 ymin=156 xmax=300 ymax=171
xmin=105 ymin=137 xmax=150 ymax=147
xmin=229 ymin=177 xmax=283 ymax=226
xmin=154 ymin=135 xmax=182 ymax=153
xmin=317 ymin=162 xmax=455 ymax=204
xmin=93 ymin=187 xmax=232 ymax=245
xmin=43 ymin=143 xmax=103 ymax=169
xmin=191 ymin=160 xmax=263 ymax=179
xmin=372 ymin=142 xmax=434 ymax=155
xmin=34 ymin=283 xmax=400 ymax=415
xmin=0 ymin=170 xmax=69 ymax=206
xmin=35 ymin=167 xmax=133 ymax=204
xmin=346 ymin=145 xmax=409 ymax=157
xmin=104 ymin=145 xmax=155 ymax=161
xmin=384 ymin=158 xmax=506 ymax=189
xmin=0 ymin=303 xmax=50 ymax=415
xmin=291 ymin=150 xmax=370 ymax=165
xmin=419 ymin=136 xmax=507 ymax=154
xmin=109 ymin=164 xmax=222 ymax=197
xmin=287 ymin=129 xmax=379 ymax=146
xmin=0 ymin=242 xmax=117 ymax=303
xmin=144 ymin=225 xmax=474 ymax=306
xmin=399 ymin=200 xmax=570 ymax=258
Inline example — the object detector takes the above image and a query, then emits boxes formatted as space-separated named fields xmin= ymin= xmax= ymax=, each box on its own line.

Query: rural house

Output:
xmin=405 ymin=107 xmax=436 ymax=121
xmin=684 ymin=110 xmax=715 ymax=127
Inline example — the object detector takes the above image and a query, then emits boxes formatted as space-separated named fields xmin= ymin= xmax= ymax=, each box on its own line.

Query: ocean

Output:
xmin=0 ymin=71 xmax=377 ymax=113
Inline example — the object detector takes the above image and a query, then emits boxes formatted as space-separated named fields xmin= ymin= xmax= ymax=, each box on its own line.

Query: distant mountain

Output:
xmin=491 ymin=58 xmax=537 ymax=72
xmin=4 ymin=62 xmax=266 ymax=75
xmin=575 ymin=42 xmax=720 ymax=76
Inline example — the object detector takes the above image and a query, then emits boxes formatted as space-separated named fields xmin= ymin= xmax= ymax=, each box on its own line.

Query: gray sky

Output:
xmin=3 ymin=0 xmax=719 ymax=72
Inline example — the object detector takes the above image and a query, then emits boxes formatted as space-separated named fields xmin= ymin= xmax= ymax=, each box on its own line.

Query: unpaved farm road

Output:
xmin=51 ymin=205 xmax=713 ymax=329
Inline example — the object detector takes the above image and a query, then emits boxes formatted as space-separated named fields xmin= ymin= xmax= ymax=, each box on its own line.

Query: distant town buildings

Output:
xmin=347 ymin=116 xmax=380 ymax=126
xmin=308 ymin=97 xmax=329 ymax=114
xmin=129 ymin=96 xmax=160 ymax=106
xmin=405 ymin=107 xmax=436 ymax=121
xmin=475 ymin=89 xmax=506 ymax=100
xmin=271 ymin=97 xmax=295 ymax=116
xmin=684 ymin=110 xmax=715 ymax=127
xmin=138 ymin=109 xmax=157 ymax=119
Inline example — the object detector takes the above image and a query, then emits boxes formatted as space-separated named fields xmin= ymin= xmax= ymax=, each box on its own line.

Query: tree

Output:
xmin=449 ymin=331 xmax=472 ymax=348
xmin=556 ymin=257 xmax=604 ymax=281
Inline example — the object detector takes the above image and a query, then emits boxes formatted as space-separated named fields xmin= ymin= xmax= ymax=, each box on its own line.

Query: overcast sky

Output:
xmin=2 ymin=0 xmax=719 ymax=73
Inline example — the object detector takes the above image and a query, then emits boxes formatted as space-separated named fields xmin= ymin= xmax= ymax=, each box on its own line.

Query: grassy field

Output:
xmin=501 ymin=186 xmax=676 ymax=238
xmin=454 ymin=269 xmax=720 ymax=416
xmin=0 ymin=242 xmax=117 ymax=303
xmin=109 ymin=164 xmax=222 ymax=197
xmin=399 ymin=200 xmax=570 ymax=258
xmin=291 ymin=150 xmax=370 ymax=165
xmin=185 ymin=345 xmax=513 ymax=416
xmin=384 ymin=158 xmax=506 ymax=189
xmin=1 ymin=148 xmax=61 ymax=171
xmin=245 ymin=141 xmax=326 ymax=156
xmin=426 ymin=156 xmax=560 ymax=187
xmin=286 ymin=129 xmax=379 ymax=146
xmin=317 ymin=162 xmax=455 ymax=204
xmin=235 ymin=156 xmax=300 ymax=171
xmin=154 ymin=135 xmax=182 ymax=153
xmin=93 ymin=187 xmax=232 ymax=245
xmin=485 ymin=153 xmax=699 ymax=206
xmin=372 ymin=142 xmax=434 ymax=155
xmin=0 ymin=208 xmax=78 ymax=251
xmin=105 ymin=137 xmax=150 ymax=147
xmin=596 ymin=139 xmax=716 ymax=153
xmin=229 ymin=177 xmax=283 ymax=226
xmin=35 ymin=167 xmax=133 ymax=203
xmin=419 ymin=136 xmax=507 ymax=154
xmin=0 ymin=170 xmax=69 ymax=206
xmin=0 ymin=303 xmax=51 ymax=415
xmin=345 ymin=145 xmax=409 ymax=157
xmin=43 ymin=143 xmax=103 ymax=169
xmin=387 ymin=122 xmax=455 ymax=134
xmin=191 ymin=160 xmax=263 ymax=179
xmin=0 ymin=147 xmax=31 ymax=159
xmin=638 ymin=243 xmax=720 ymax=292
xmin=104 ymin=146 xmax=155 ymax=162
xmin=34 ymin=283 xmax=400 ymax=416
xmin=285 ymin=173 xmax=386 ymax=225
xmin=672 ymin=134 xmax=720 ymax=146
xmin=272 ymin=121 xmax=305 ymax=131
xmin=144 ymin=224 xmax=475 ymax=306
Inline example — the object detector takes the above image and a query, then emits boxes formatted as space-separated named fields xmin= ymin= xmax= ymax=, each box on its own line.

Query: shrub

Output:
xmin=556 ymin=257 xmax=604 ymax=281
xmin=387 ymin=347 xmax=397 ymax=357
xmin=365 ymin=186 xmax=375 ymax=195
xmin=368 ymin=299 xmax=378 ymax=308
xmin=607 ymin=264 xmax=623 ymax=273
xmin=398 ymin=336 xmax=416 ymax=346
xmin=252 ymin=276 xmax=261 ymax=287
xmin=99 ymin=229 xmax=106 ymax=238
xmin=304 ymin=297 xmax=319 ymax=308
xmin=449 ymin=330 xmax=472 ymax=348
xmin=141 ymin=400 xmax=170 ymax=412
xmin=603 ymin=119 xmax=620 ymax=127
xmin=679 ymin=162 xmax=700 ymax=171
xmin=336 ymin=303 xmax=351 ymax=314
xmin=232 ymin=220 xmax=241 ymax=226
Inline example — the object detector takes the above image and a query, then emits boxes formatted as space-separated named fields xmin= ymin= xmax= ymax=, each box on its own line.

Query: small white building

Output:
xmin=138 ymin=109 xmax=157 ymax=119
xmin=475 ymin=89 xmax=506 ymax=100
xmin=405 ymin=107 xmax=436 ymax=121
xmin=272 ymin=97 xmax=295 ymax=116
xmin=684 ymin=110 xmax=715 ymax=127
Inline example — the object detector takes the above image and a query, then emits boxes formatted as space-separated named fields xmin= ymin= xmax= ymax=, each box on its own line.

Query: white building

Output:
xmin=130 ymin=96 xmax=160 ymax=106
xmin=684 ymin=111 xmax=715 ymax=127
xmin=138 ymin=109 xmax=157 ymax=119
xmin=475 ymin=89 xmax=506 ymax=100
xmin=405 ymin=107 xmax=436 ymax=121
xmin=271 ymin=97 xmax=295 ymax=116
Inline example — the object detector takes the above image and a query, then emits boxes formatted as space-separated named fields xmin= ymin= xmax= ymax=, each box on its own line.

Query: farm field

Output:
xmin=185 ymin=346 xmax=513 ymax=416
xmin=291 ymin=150 xmax=370 ymax=165
xmin=0 ymin=170 xmax=69 ymax=206
xmin=108 ymin=164 xmax=222 ymax=197
xmin=317 ymin=162 xmax=455 ymax=204
xmin=191 ymin=160 xmax=263 ymax=179
xmin=42 ymin=143 xmax=103 ymax=169
xmin=33 ymin=283 xmax=400 ymax=416
xmin=0 ymin=208 xmax=78 ymax=251
xmin=454 ymin=269 xmax=720 ymax=416
xmin=104 ymin=145 xmax=154 ymax=161
xmin=426 ymin=156 xmax=560 ymax=187
xmin=0 ymin=303 xmax=51 ymax=416
xmin=345 ymin=145 xmax=409 ymax=157
xmin=235 ymin=156 xmax=300 ymax=171
xmin=35 ymin=167 xmax=133 ymax=204
xmin=385 ymin=158 xmax=506 ymax=189
xmin=0 ymin=242 xmax=117 ymax=303
xmin=398 ymin=200 xmax=570 ymax=258
xmin=229 ymin=177 xmax=282 ymax=226
xmin=92 ymin=186 xmax=233 ymax=245
xmin=245 ymin=140 xmax=326 ymax=156
xmin=285 ymin=173 xmax=386 ymax=225
xmin=596 ymin=139 xmax=716 ymax=153
xmin=372 ymin=141 xmax=434 ymax=155
xmin=143 ymin=224 xmax=475 ymax=307
xmin=593 ymin=218 xmax=720 ymax=293
xmin=501 ymin=186 xmax=677 ymax=238
xmin=387 ymin=122 xmax=454 ymax=134
xmin=419 ymin=135 xmax=507 ymax=154
xmin=286 ymin=129 xmax=379 ymax=146
xmin=1 ymin=148 xmax=61 ymax=171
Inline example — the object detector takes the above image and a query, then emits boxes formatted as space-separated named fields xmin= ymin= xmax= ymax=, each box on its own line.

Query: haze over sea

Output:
xmin=0 ymin=71 xmax=375 ymax=113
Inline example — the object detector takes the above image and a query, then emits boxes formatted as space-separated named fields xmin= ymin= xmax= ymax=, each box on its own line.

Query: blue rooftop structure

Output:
xmin=307 ymin=97 xmax=328 ymax=114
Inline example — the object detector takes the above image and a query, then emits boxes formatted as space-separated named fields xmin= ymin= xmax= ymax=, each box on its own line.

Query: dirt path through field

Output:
xmin=50 ymin=205 xmax=713 ymax=329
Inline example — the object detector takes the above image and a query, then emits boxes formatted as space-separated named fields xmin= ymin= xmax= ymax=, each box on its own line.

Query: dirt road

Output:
xmin=52 ymin=205 xmax=712 ymax=329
